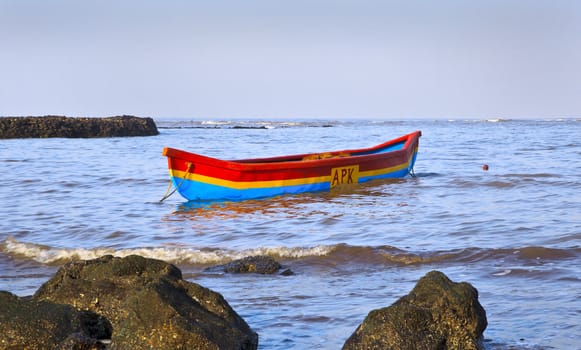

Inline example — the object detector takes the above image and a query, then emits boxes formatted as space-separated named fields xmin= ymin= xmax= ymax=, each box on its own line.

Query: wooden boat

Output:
xmin=162 ymin=131 xmax=421 ymax=201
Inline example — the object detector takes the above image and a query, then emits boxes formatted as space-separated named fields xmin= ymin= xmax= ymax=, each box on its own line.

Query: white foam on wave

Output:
xmin=1 ymin=237 xmax=335 ymax=265
xmin=200 ymin=120 xmax=230 ymax=125
xmin=492 ymin=269 xmax=512 ymax=276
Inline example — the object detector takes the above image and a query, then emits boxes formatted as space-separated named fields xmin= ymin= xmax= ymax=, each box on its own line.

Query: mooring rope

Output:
xmin=159 ymin=162 xmax=193 ymax=202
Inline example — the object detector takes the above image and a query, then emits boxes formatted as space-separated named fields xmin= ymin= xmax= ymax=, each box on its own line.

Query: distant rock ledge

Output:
xmin=0 ymin=115 xmax=159 ymax=139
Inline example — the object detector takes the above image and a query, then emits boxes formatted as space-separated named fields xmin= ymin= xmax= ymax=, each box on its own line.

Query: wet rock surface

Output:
xmin=0 ymin=115 xmax=159 ymax=138
xmin=10 ymin=255 xmax=259 ymax=350
xmin=0 ymin=291 xmax=111 ymax=350
xmin=343 ymin=270 xmax=487 ymax=350
xmin=205 ymin=255 xmax=293 ymax=275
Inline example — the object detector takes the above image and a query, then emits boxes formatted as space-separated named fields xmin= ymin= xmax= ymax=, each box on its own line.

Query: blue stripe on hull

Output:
xmin=357 ymin=142 xmax=405 ymax=155
xmin=171 ymin=177 xmax=331 ymax=201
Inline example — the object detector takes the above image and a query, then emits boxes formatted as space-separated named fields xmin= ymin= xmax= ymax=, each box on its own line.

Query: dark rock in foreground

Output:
xmin=0 ymin=115 xmax=159 ymax=138
xmin=0 ymin=258 xmax=488 ymax=349
xmin=343 ymin=270 xmax=487 ymax=350
xmin=0 ymin=291 xmax=111 ymax=349
xmin=26 ymin=255 xmax=258 ymax=350
xmin=206 ymin=255 xmax=287 ymax=275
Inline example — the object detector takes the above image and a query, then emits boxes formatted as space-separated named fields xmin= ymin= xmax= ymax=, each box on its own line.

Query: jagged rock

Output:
xmin=343 ymin=270 xmax=487 ymax=350
xmin=33 ymin=255 xmax=258 ymax=350
xmin=0 ymin=291 xmax=111 ymax=350
xmin=206 ymin=255 xmax=290 ymax=275
xmin=0 ymin=115 xmax=159 ymax=138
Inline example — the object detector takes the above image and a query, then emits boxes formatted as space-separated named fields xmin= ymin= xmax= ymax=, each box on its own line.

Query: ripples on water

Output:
xmin=1 ymin=119 xmax=580 ymax=349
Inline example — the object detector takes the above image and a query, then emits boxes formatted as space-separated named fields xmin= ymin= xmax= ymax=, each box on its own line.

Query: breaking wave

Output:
xmin=3 ymin=237 xmax=578 ymax=267
xmin=0 ymin=237 xmax=334 ymax=265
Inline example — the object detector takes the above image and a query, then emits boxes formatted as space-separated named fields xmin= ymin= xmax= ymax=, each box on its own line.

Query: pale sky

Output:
xmin=1 ymin=0 xmax=580 ymax=119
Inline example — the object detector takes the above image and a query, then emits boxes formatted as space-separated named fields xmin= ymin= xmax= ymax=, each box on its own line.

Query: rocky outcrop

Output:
xmin=343 ymin=270 xmax=487 ymax=350
xmin=22 ymin=255 xmax=258 ymax=350
xmin=1 ymin=258 xmax=488 ymax=349
xmin=205 ymin=255 xmax=293 ymax=275
xmin=0 ymin=115 xmax=159 ymax=138
xmin=0 ymin=291 xmax=111 ymax=349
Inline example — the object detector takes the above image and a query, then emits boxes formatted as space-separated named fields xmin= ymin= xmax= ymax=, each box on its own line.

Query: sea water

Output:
xmin=1 ymin=119 xmax=579 ymax=349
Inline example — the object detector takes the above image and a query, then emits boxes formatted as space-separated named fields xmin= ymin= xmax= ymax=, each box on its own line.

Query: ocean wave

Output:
xmin=450 ymin=173 xmax=569 ymax=189
xmin=0 ymin=237 xmax=334 ymax=265
xmin=321 ymin=245 xmax=580 ymax=266
xmin=2 ymin=238 xmax=578 ymax=268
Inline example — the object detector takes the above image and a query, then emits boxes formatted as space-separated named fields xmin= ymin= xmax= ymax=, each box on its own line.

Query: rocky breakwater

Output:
xmin=0 ymin=255 xmax=258 ymax=350
xmin=343 ymin=270 xmax=488 ymax=350
xmin=0 ymin=115 xmax=159 ymax=138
